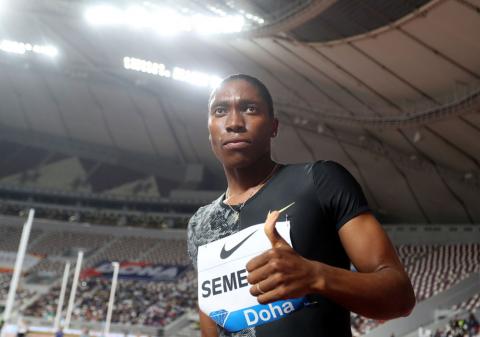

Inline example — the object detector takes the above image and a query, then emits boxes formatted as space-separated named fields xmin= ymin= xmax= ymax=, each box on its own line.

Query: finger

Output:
xmin=247 ymin=260 xmax=273 ymax=284
xmin=249 ymin=281 xmax=267 ymax=297
xmin=246 ymin=250 xmax=272 ymax=272
xmin=264 ymin=210 xmax=289 ymax=249
xmin=256 ymin=286 xmax=290 ymax=304
xmin=249 ymin=274 xmax=281 ymax=297
xmin=247 ymin=248 xmax=290 ymax=282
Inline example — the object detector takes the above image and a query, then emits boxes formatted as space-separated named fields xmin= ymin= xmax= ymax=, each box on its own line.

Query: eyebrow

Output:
xmin=210 ymin=99 xmax=262 ymax=109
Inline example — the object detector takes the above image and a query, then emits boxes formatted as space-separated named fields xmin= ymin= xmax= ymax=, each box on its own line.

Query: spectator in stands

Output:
xmin=80 ymin=327 xmax=90 ymax=337
xmin=26 ymin=269 xmax=197 ymax=328
xmin=467 ymin=313 xmax=479 ymax=337
xmin=55 ymin=327 xmax=64 ymax=337
xmin=430 ymin=313 xmax=480 ymax=337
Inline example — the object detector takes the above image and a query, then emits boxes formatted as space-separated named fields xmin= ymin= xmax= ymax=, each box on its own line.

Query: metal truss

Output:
xmin=276 ymin=87 xmax=480 ymax=129
xmin=278 ymin=112 xmax=480 ymax=190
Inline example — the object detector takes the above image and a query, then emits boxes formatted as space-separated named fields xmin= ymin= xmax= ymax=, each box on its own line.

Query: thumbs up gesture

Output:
xmin=246 ymin=207 xmax=321 ymax=304
xmin=264 ymin=210 xmax=290 ymax=249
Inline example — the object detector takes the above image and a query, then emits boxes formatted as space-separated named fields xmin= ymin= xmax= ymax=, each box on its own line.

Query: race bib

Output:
xmin=197 ymin=221 xmax=307 ymax=332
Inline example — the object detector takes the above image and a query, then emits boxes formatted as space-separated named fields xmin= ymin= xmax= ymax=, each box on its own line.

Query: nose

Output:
xmin=225 ymin=110 xmax=246 ymax=133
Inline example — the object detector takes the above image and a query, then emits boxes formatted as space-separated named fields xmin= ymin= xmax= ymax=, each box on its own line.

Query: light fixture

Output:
xmin=172 ymin=66 xmax=221 ymax=88
xmin=0 ymin=40 xmax=27 ymax=54
xmin=85 ymin=4 xmax=246 ymax=35
xmin=0 ymin=39 xmax=58 ymax=57
xmin=84 ymin=5 xmax=124 ymax=26
xmin=123 ymin=56 xmax=221 ymax=89
xmin=124 ymin=57 xmax=171 ymax=77
xmin=33 ymin=44 xmax=58 ymax=57
xmin=206 ymin=5 xmax=226 ymax=16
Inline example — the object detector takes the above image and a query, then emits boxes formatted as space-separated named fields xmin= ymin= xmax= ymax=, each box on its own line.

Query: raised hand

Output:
xmin=246 ymin=208 xmax=322 ymax=304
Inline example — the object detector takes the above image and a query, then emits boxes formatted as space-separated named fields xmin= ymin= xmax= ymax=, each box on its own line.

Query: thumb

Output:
xmin=264 ymin=210 xmax=290 ymax=249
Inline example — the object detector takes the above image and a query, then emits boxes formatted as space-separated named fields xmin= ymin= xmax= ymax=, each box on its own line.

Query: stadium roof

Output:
xmin=0 ymin=0 xmax=479 ymax=223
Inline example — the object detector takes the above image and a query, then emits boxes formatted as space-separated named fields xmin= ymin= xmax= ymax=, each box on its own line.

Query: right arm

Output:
xmin=199 ymin=309 xmax=218 ymax=337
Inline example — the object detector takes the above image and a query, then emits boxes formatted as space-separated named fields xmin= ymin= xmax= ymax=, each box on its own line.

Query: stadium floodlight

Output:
xmin=123 ymin=57 xmax=171 ymax=78
xmin=0 ymin=40 xmax=27 ymax=54
xmin=150 ymin=7 xmax=191 ymax=37
xmin=0 ymin=39 xmax=58 ymax=58
xmin=84 ymin=4 xmax=124 ymax=26
xmin=85 ymin=4 xmax=246 ymax=35
xmin=33 ymin=44 xmax=58 ymax=57
xmin=123 ymin=56 xmax=221 ymax=89
xmin=172 ymin=66 xmax=222 ymax=88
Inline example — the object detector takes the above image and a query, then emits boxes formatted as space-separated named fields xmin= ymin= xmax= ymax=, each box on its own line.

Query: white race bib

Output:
xmin=197 ymin=221 xmax=307 ymax=332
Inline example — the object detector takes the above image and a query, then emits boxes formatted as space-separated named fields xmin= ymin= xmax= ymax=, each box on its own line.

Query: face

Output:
xmin=208 ymin=79 xmax=278 ymax=169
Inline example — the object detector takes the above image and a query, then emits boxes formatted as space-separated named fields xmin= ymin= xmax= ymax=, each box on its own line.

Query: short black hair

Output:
xmin=209 ymin=74 xmax=274 ymax=117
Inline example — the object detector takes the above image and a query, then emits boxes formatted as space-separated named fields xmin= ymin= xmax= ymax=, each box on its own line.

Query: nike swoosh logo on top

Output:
xmin=220 ymin=230 xmax=258 ymax=259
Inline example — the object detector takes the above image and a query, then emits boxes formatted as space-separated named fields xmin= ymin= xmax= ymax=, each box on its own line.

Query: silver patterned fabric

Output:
xmin=187 ymin=195 xmax=256 ymax=337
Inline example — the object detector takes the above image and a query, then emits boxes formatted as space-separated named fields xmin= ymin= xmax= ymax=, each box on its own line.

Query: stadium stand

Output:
xmin=29 ymin=231 xmax=112 ymax=257
xmin=87 ymin=236 xmax=161 ymax=266
xmin=0 ymin=274 xmax=37 ymax=310
xmin=351 ymin=244 xmax=480 ymax=335
xmin=430 ymin=312 xmax=479 ymax=337
xmin=0 ymin=225 xmax=43 ymax=252
xmin=453 ymin=294 xmax=480 ymax=315
xmin=105 ymin=176 xmax=161 ymax=198
xmin=23 ymin=271 xmax=197 ymax=328
xmin=70 ymin=271 xmax=196 ymax=327
xmin=1 ymin=214 xmax=478 ymax=336
xmin=141 ymin=240 xmax=190 ymax=266
xmin=0 ymin=216 xmax=194 ymax=331
xmin=404 ymin=244 xmax=480 ymax=301
xmin=27 ymin=259 xmax=69 ymax=275
xmin=1 ymin=214 xmax=479 ymax=337
xmin=0 ymin=199 xmax=191 ymax=229
xmin=0 ymin=158 xmax=91 ymax=193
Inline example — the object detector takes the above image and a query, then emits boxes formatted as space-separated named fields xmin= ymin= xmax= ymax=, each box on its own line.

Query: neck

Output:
xmin=224 ymin=153 xmax=277 ymax=198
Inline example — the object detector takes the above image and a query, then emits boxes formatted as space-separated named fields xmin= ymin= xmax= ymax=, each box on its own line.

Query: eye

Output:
xmin=246 ymin=105 xmax=257 ymax=113
xmin=213 ymin=107 xmax=226 ymax=116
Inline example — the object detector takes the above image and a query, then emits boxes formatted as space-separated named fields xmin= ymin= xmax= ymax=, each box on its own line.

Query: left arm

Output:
xmin=246 ymin=212 xmax=415 ymax=320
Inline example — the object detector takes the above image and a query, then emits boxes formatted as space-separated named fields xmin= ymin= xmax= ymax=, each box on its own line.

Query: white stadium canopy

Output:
xmin=0 ymin=0 xmax=479 ymax=223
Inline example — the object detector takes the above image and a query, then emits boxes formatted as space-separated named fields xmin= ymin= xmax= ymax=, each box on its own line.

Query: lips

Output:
xmin=222 ymin=139 xmax=251 ymax=150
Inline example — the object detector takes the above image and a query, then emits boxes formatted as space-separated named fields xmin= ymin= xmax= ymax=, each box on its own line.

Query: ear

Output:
xmin=271 ymin=118 xmax=279 ymax=137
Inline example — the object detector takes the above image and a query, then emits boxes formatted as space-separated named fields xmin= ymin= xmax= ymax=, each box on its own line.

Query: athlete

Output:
xmin=187 ymin=74 xmax=415 ymax=337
